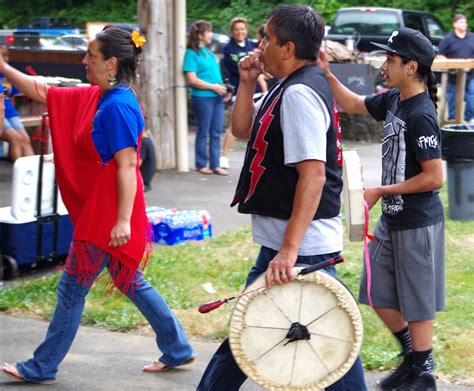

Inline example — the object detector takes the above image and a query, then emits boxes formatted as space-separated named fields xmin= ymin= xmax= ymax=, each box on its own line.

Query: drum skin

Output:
xmin=342 ymin=150 xmax=365 ymax=242
xmin=229 ymin=267 xmax=363 ymax=390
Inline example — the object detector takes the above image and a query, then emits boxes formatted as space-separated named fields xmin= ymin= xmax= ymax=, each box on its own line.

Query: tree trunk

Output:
xmin=137 ymin=0 xmax=176 ymax=169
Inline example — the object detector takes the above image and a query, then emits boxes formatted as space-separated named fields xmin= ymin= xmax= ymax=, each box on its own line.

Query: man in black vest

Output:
xmin=197 ymin=5 xmax=367 ymax=390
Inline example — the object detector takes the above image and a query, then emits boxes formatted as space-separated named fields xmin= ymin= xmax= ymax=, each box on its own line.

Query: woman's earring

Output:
xmin=108 ymin=74 xmax=118 ymax=86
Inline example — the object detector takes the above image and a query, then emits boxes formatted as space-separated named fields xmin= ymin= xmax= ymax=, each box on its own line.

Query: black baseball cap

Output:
xmin=370 ymin=28 xmax=435 ymax=67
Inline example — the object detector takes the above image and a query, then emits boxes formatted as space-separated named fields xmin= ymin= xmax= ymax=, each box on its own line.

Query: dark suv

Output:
xmin=325 ymin=7 xmax=446 ymax=52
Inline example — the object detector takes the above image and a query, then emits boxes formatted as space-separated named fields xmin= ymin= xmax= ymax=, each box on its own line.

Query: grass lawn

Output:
xmin=0 ymin=187 xmax=473 ymax=385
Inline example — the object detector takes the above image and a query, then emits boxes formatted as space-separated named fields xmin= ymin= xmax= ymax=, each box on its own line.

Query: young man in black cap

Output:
xmin=319 ymin=28 xmax=445 ymax=391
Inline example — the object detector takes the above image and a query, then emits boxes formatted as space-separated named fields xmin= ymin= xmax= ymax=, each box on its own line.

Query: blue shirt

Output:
xmin=438 ymin=32 xmax=474 ymax=79
xmin=92 ymin=85 xmax=144 ymax=163
xmin=183 ymin=47 xmax=222 ymax=97
xmin=222 ymin=38 xmax=259 ymax=93
xmin=1 ymin=73 xmax=20 ymax=119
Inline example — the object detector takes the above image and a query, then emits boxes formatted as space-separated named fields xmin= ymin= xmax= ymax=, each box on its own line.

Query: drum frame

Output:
xmin=342 ymin=150 xmax=365 ymax=242
xmin=229 ymin=268 xmax=363 ymax=390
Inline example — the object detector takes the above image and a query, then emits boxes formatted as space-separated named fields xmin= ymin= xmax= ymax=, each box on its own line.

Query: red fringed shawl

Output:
xmin=47 ymin=86 xmax=152 ymax=292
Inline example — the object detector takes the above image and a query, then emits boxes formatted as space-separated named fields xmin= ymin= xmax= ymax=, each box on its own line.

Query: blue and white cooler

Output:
xmin=0 ymin=154 xmax=73 ymax=280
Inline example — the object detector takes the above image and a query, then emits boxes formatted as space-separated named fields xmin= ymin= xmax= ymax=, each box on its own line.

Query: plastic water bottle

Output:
xmin=146 ymin=206 xmax=177 ymax=225
xmin=199 ymin=210 xmax=212 ymax=239
xmin=169 ymin=214 xmax=182 ymax=230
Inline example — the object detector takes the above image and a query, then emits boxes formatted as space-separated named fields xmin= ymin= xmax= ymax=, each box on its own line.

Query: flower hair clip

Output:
xmin=131 ymin=31 xmax=146 ymax=48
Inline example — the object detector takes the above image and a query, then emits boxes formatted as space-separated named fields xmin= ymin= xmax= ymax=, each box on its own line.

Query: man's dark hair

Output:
xmin=267 ymin=4 xmax=325 ymax=61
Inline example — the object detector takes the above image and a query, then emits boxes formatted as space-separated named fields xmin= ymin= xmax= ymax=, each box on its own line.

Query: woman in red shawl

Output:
xmin=0 ymin=27 xmax=196 ymax=384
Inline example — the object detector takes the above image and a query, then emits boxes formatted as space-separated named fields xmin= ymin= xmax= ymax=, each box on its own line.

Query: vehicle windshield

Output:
xmin=39 ymin=35 xmax=87 ymax=51
xmin=331 ymin=10 xmax=400 ymax=35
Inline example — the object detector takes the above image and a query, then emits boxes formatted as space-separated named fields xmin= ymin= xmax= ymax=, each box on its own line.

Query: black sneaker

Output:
xmin=397 ymin=366 xmax=437 ymax=391
xmin=379 ymin=352 xmax=413 ymax=390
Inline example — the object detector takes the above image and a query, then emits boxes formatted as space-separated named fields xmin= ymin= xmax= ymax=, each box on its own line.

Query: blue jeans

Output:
xmin=3 ymin=115 xmax=24 ymax=131
xmin=16 ymin=250 xmax=194 ymax=383
xmin=192 ymin=96 xmax=224 ymax=170
xmin=447 ymin=77 xmax=474 ymax=121
xmin=197 ymin=246 xmax=367 ymax=391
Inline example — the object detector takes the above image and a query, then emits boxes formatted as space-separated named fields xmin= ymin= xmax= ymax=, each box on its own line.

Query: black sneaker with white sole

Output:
xmin=397 ymin=366 xmax=437 ymax=391
xmin=378 ymin=352 xmax=414 ymax=390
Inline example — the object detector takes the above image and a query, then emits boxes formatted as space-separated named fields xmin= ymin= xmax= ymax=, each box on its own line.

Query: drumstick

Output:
xmin=297 ymin=255 xmax=344 ymax=275
xmin=199 ymin=256 xmax=344 ymax=313
xmin=198 ymin=286 xmax=266 ymax=313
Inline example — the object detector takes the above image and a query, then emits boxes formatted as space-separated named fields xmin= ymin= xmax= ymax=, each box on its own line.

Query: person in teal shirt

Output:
xmin=183 ymin=20 xmax=230 ymax=176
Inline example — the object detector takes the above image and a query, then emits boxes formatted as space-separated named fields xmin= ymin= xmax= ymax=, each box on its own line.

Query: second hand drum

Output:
xmin=342 ymin=150 xmax=366 ymax=243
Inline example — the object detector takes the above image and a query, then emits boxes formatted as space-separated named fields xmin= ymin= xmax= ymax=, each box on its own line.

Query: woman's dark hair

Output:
xmin=401 ymin=56 xmax=438 ymax=108
xmin=256 ymin=25 xmax=266 ymax=45
xmin=267 ymin=4 xmax=325 ymax=61
xmin=96 ymin=25 xmax=142 ymax=90
xmin=187 ymin=20 xmax=212 ymax=53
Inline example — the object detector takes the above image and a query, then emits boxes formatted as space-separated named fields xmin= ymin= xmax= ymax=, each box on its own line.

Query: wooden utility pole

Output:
xmin=137 ymin=0 xmax=176 ymax=169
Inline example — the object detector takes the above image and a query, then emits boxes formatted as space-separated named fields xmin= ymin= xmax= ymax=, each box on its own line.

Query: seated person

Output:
xmin=1 ymin=47 xmax=34 ymax=162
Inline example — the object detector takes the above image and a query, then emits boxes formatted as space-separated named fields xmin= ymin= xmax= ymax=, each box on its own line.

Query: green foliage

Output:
xmin=186 ymin=1 xmax=223 ymax=28
xmin=0 ymin=0 xmax=138 ymax=29
xmin=216 ymin=0 xmax=275 ymax=35
xmin=61 ymin=0 xmax=138 ymax=25
xmin=1 ymin=0 xmax=473 ymax=34
xmin=187 ymin=0 xmax=474 ymax=37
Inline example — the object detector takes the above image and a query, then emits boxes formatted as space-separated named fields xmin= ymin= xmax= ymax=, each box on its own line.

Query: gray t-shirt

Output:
xmin=251 ymin=83 xmax=343 ymax=256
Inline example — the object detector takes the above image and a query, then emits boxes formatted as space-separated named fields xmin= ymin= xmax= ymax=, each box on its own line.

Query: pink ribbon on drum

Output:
xmin=363 ymin=200 xmax=374 ymax=309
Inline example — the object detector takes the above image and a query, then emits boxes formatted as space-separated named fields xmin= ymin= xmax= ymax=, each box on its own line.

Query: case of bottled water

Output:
xmin=146 ymin=207 xmax=212 ymax=245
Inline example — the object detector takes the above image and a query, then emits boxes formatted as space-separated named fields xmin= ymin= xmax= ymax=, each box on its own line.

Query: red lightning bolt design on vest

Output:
xmin=244 ymin=92 xmax=282 ymax=203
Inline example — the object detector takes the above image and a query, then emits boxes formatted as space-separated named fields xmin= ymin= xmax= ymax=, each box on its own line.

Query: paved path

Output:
xmin=1 ymin=314 xmax=472 ymax=391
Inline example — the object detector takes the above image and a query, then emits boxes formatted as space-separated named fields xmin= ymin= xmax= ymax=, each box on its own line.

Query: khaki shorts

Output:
xmin=358 ymin=218 xmax=445 ymax=321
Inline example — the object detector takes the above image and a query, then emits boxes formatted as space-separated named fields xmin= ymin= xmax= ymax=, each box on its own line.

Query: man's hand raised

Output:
xmin=238 ymin=50 xmax=263 ymax=83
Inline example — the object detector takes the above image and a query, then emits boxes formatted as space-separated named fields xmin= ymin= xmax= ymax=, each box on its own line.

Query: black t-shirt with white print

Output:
xmin=365 ymin=89 xmax=444 ymax=230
